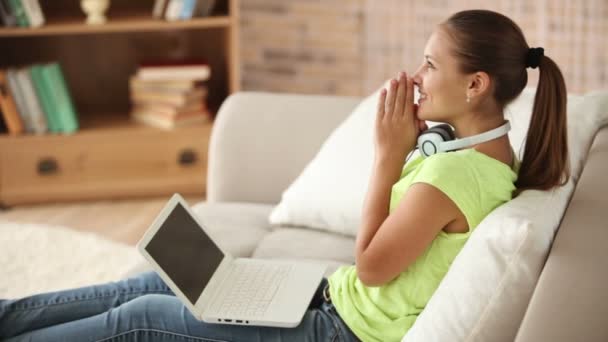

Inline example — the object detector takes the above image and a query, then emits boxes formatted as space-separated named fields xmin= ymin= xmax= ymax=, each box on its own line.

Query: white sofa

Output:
xmin=131 ymin=90 xmax=608 ymax=341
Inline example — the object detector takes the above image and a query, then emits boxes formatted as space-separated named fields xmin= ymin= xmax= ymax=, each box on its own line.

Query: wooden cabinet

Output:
xmin=0 ymin=0 xmax=240 ymax=205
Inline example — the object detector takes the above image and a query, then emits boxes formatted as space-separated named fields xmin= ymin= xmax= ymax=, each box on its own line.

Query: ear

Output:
xmin=466 ymin=71 xmax=492 ymax=99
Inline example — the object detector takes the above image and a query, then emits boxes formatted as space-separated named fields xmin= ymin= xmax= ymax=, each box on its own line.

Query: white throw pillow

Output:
xmin=402 ymin=182 xmax=574 ymax=342
xmin=268 ymin=82 xmax=384 ymax=236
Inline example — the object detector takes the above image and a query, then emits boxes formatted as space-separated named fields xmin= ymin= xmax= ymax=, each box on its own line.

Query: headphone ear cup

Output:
xmin=417 ymin=124 xmax=456 ymax=157
xmin=429 ymin=124 xmax=455 ymax=141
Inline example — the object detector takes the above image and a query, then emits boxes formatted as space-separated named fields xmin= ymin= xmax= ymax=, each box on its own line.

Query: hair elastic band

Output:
xmin=526 ymin=47 xmax=544 ymax=69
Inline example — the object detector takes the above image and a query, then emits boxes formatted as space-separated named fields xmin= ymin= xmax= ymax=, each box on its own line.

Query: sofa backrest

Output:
xmin=207 ymin=92 xmax=360 ymax=204
xmin=515 ymin=125 xmax=608 ymax=342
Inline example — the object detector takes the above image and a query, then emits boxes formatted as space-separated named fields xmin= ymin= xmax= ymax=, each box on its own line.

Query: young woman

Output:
xmin=0 ymin=9 xmax=569 ymax=342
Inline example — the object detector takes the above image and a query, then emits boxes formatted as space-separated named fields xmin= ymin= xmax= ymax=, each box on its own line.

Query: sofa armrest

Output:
xmin=207 ymin=91 xmax=361 ymax=204
xmin=514 ymin=126 xmax=608 ymax=342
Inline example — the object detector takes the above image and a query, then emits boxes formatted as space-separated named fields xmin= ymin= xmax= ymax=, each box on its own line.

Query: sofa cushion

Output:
xmin=251 ymin=227 xmax=355 ymax=276
xmin=402 ymin=182 xmax=574 ymax=342
xmin=190 ymin=202 xmax=275 ymax=258
xmin=124 ymin=201 xmax=277 ymax=277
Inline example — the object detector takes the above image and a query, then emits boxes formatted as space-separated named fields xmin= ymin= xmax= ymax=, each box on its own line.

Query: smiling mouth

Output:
xmin=418 ymin=93 xmax=427 ymax=105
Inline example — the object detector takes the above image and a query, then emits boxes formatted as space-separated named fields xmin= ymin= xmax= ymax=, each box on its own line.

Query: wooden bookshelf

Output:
xmin=0 ymin=16 xmax=232 ymax=37
xmin=0 ymin=0 xmax=241 ymax=206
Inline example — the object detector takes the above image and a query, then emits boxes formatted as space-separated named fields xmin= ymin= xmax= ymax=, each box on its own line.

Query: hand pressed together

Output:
xmin=374 ymin=72 xmax=428 ymax=163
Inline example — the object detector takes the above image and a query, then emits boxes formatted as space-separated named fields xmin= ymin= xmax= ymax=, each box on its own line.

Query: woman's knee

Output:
xmin=118 ymin=294 xmax=181 ymax=318
xmin=120 ymin=271 xmax=174 ymax=297
xmin=107 ymin=293 xmax=195 ymax=333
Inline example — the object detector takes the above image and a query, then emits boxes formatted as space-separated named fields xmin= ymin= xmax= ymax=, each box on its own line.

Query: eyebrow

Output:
xmin=425 ymin=55 xmax=437 ymax=63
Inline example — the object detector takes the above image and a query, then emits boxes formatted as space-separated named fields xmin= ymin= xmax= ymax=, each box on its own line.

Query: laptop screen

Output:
xmin=145 ymin=202 xmax=225 ymax=304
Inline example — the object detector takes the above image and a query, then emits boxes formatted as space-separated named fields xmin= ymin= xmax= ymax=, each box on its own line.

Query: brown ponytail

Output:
xmin=515 ymin=56 xmax=570 ymax=193
xmin=441 ymin=10 xmax=570 ymax=196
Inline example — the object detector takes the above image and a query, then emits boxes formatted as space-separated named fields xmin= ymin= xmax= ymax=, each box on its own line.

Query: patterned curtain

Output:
xmin=363 ymin=0 xmax=608 ymax=95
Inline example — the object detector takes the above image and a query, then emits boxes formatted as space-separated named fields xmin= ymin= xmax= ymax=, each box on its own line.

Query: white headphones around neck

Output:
xmin=416 ymin=120 xmax=511 ymax=158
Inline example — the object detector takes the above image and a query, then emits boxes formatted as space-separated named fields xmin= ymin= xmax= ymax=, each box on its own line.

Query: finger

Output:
xmin=377 ymin=88 xmax=387 ymax=120
xmin=385 ymin=78 xmax=397 ymax=119
xmin=419 ymin=120 xmax=428 ymax=132
xmin=394 ymin=72 xmax=406 ymax=118
xmin=405 ymin=76 xmax=414 ymax=117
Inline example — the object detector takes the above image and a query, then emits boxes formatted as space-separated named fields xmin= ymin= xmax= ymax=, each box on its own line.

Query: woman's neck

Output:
xmin=449 ymin=109 xmax=505 ymax=139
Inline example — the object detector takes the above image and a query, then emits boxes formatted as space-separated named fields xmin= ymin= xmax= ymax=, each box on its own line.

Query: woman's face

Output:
xmin=412 ymin=29 xmax=469 ymax=122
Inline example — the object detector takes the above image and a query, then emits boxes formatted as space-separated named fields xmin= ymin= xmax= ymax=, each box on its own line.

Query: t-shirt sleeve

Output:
xmin=408 ymin=153 xmax=481 ymax=230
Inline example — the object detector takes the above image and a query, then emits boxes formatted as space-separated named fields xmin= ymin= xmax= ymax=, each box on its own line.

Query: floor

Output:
xmin=0 ymin=196 xmax=205 ymax=246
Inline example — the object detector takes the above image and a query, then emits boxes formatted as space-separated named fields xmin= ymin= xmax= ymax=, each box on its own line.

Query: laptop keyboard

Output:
xmin=215 ymin=263 xmax=292 ymax=318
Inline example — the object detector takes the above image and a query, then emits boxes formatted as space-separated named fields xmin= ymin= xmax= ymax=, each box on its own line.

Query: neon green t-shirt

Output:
xmin=328 ymin=148 xmax=519 ymax=342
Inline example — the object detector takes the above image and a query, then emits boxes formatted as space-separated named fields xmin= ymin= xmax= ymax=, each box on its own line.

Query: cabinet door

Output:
xmin=0 ymin=124 xmax=211 ymax=205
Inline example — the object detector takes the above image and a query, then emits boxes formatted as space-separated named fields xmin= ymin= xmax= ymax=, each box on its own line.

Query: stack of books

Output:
xmin=0 ymin=63 xmax=79 ymax=135
xmin=130 ymin=60 xmax=212 ymax=130
xmin=0 ymin=0 xmax=45 ymax=28
xmin=153 ymin=0 xmax=216 ymax=21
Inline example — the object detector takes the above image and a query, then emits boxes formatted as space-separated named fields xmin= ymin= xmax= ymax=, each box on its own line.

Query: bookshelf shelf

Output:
xmin=0 ymin=113 xmax=212 ymax=141
xmin=0 ymin=16 xmax=232 ymax=37
xmin=0 ymin=0 xmax=240 ymax=206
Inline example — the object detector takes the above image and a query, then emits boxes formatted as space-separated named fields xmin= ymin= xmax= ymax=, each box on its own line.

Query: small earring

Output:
xmin=466 ymin=96 xmax=471 ymax=103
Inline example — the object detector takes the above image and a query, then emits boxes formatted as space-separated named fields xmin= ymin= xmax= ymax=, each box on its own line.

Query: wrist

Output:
xmin=372 ymin=155 xmax=404 ymax=182
xmin=374 ymin=151 xmax=408 ymax=168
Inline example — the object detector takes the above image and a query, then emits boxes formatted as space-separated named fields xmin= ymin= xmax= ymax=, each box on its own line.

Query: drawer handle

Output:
xmin=38 ymin=158 xmax=59 ymax=175
xmin=178 ymin=149 xmax=198 ymax=166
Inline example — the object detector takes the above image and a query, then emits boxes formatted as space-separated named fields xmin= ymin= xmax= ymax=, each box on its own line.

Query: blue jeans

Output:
xmin=0 ymin=272 xmax=360 ymax=342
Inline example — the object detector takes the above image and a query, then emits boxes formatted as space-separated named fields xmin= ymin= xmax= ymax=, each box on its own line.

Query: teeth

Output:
xmin=417 ymin=93 xmax=426 ymax=105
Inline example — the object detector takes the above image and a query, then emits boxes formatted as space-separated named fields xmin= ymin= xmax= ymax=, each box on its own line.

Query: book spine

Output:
xmin=136 ymin=66 xmax=211 ymax=81
xmin=46 ymin=63 xmax=79 ymax=134
xmin=30 ymin=64 xmax=60 ymax=133
xmin=21 ymin=0 xmax=44 ymax=27
xmin=164 ymin=0 xmax=184 ymax=21
xmin=0 ymin=0 xmax=17 ymax=27
xmin=132 ymin=110 xmax=206 ymax=130
xmin=18 ymin=68 xmax=47 ymax=133
xmin=8 ymin=0 xmax=29 ymax=27
xmin=6 ymin=68 xmax=35 ymax=133
xmin=179 ymin=0 xmax=196 ymax=20
xmin=6 ymin=68 xmax=34 ymax=133
xmin=0 ymin=69 xmax=25 ymax=135
xmin=194 ymin=0 xmax=215 ymax=17
xmin=152 ymin=0 xmax=168 ymax=19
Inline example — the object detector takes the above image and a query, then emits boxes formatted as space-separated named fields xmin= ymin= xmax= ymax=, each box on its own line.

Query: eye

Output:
xmin=426 ymin=61 xmax=434 ymax=69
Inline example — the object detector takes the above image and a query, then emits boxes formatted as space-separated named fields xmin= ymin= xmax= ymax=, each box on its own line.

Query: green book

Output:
xmin=7 ymin=0 xmax=29 ymax=27
xmin=45 ymin=63 xmax=79 ymax=133
xmin=30 ymin=64 xmax=60 ymax=133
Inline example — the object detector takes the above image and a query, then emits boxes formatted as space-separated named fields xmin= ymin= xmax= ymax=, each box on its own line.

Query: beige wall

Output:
xmin=239 ymin=1 xmax=608 ymax=97
xmin=239 ymin=0 xmax=365 ymax=96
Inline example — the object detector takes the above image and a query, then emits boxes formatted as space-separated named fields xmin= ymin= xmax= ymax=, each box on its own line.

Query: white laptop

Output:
xmin=137 ymin=193 xmax=327 ymax=328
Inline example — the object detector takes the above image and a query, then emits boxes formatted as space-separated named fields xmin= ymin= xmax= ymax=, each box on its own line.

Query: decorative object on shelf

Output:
xmin=80 ymin=0 xmax=110 ymax=25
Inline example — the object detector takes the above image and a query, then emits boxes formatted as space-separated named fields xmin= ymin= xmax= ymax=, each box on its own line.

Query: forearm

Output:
xmin=356 ymin=156 xmax=404 ymax=260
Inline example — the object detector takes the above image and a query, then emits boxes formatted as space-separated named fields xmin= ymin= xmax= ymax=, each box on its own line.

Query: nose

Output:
xmin=412 ymin=64 xmax=424 ymax=87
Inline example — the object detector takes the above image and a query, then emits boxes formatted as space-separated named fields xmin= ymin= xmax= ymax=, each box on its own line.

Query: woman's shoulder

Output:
xmin=416 ymin=149 xmax=515 ymax=187
xmin=426 ymin=149 xmax=516 ymax=173
xmin=419 ymin=150 xmax=474 ymax=171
